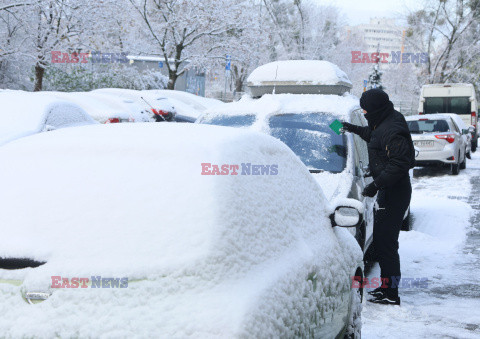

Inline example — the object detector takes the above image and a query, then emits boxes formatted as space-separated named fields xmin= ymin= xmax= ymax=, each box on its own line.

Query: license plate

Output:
xmin=414 ymin=141 xmax=434 ymax=147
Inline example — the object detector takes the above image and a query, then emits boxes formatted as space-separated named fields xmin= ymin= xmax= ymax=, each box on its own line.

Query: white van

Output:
xmin=418 ymin=83 xmax=478 ymax=151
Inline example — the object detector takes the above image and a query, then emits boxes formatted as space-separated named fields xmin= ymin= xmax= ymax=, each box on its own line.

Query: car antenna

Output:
xmin=272 ymin=65 xmax=279 ymax=95
xmin=141 ymin=96 xmax=166 ymax=121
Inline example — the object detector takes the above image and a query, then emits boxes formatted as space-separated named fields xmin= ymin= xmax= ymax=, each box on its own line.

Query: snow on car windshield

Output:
xmin=201 ymin=114 xmax=256 ymax=127
xmin=407 ymin=119 xmax=451 ymax=134
xmin=268 ymin=113 xmax=347 ymax=173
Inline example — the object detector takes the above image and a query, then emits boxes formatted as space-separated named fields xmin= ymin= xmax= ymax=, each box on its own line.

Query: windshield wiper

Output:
xmin=309 ymin=169 xmax=324 ymax=173
xmin=0 ymin=258 xmax=46 ymax=270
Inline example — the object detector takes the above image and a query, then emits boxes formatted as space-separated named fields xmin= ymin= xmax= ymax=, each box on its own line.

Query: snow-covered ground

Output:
xmin=362 ymin=153 xmax=480 ymax=338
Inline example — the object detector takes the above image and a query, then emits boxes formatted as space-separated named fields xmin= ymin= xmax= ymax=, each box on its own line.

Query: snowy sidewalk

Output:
xmin=362 ymin=154 xmax=480 ymax=338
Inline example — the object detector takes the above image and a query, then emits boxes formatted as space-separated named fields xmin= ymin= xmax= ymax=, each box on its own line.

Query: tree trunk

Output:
xmin=167 ymin=71 xmax=177 ymax=90
xmin=33 ymin=63 xmax=45 ymax=92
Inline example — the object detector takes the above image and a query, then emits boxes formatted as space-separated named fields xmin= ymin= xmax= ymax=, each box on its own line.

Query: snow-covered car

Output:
xmin=0 ymin=90 xmax=97 ymax=146
xmin=142 ymin=89 xmax=223 ymax=122
xmin=92 ymin=88 xmax=176 ymax=122
xmin=406 ymin=114 xmax=469 ymax=175
xmin=47 ymin=91 xmax=137 ymax=124
xmin=0 ymin=123 xmax=363 ymax=338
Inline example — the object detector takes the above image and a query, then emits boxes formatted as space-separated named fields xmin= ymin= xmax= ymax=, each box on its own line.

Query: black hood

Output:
xmin=360 ymin=89 xmax=394 ymax=128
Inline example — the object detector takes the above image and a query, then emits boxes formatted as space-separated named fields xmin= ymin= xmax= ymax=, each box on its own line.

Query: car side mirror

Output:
xmin=462 ymin=129 xmax=469 ymax=135
xmin=468 ymin=126 xmax=475 ymax=133
xmin=330 ymin=206 xmax=363 ymax=228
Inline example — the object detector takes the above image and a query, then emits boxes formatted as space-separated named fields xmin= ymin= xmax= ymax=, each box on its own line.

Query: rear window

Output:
xmin=424 ymin=97 xmax=471 ymax=115
xmin=408 ymin=119 xmax=451 ymax=133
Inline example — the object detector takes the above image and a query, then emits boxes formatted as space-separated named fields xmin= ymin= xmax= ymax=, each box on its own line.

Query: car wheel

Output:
xmin=345 ymin=276 xmax=362 ymax=339
xmin=401 ymin=208 xmax=412 ymax=231
xmin=460 ymin=151 xmax=467 ymax=170
xmin=451 ymin=155 xmax=460 ymax=175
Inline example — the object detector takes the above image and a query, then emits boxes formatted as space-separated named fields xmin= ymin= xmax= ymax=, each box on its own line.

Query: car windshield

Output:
xmin=268 ymin=113 xmax=347 ymax=173
xmin=408 ymin=119 xmax=451 ymax=134
xmin=200 ymin=114 xmax=256 ymax=127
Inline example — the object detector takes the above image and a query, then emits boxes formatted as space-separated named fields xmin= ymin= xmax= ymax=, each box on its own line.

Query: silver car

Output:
xmin=406 ymin=114 xmax=469 ymax=175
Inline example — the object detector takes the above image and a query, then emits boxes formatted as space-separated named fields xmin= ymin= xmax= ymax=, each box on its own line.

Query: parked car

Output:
xmin=199 ymin=60 xmax=412 ymax=250
xmin=48 ymin=91 xmax=137 ymax=124
xmin=406 ymin=114 xmax=469 ymax=175
xmin=0 ymin=90 xmax=96 ymax=146
xmin=445 ymin=113 xmax=473 ymax=159
xmin=418 ymin=83 xmax=478 ymax=152
xmin=142 ymin=89 xmax=223 ymax=122
xmin=0 ymin=123 xmax=363 ymax=338
xmin=92 ymin=88 xmax=176 ymax=122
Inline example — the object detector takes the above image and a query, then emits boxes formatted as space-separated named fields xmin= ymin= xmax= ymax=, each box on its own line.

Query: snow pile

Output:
xmin=247 ymin=60 xmax=352 ymax=87
xmin=0 ymin=91 xmax=96 ymax=146
xmin=0 ymin=123 xmax=362 ymax=337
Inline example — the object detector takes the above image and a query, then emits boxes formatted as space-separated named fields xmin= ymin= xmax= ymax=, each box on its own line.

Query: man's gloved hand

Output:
xmin=362 ymin=182 xmax=378 ymax=197
xmin=341 ymin=121 xmax=355 ymax=133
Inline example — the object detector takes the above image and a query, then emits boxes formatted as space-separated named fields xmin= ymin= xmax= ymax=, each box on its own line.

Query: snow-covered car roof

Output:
xmin=200 ymin=93 xmax=360 ymax=131
xmin=406 ymin=114 xmax=458 ymax=121
xmin=92 ymin=88 xmax=175 ymax=112
xmin=0 ymin=123 xmax=363 ymax=337
xmin=0 ymin=90 xmax=96 ymax=146
xmin=246 ymin=60 xmax=353 ymax=97
xmin=47 ymin=91 xmax=133 ymax=122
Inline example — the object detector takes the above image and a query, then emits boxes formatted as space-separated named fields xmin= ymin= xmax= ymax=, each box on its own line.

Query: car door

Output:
xmin=450 ymin=118 xmax=466 ymax=161
xmin=351 ymin=110 xmax=375 ymax=252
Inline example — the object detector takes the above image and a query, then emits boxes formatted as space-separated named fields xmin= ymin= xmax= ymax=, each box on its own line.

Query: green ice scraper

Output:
xmin=329 ymin=119 xmax=344 ymax=135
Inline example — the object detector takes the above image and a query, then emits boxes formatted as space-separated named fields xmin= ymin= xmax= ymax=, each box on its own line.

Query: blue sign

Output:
xmin=158 ymin=61 xmax=163 ymax=68
xmin=363 ymin=79 xmax=368 ymax=87
xmin=226 ymin=55 xmax=231 ymax=71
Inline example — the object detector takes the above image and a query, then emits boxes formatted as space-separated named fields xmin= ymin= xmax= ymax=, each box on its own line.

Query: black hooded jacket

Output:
xmin=348 ymin=90 xmax=416 ymax=188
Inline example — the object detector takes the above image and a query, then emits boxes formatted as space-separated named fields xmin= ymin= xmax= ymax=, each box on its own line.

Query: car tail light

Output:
xmin=105 ymin=118 xmax=120 ymax=124
xmin=435 ymin=134 xmax=455 ymax=143
xmin=152 ymin=108 xmax=169 ymax=116
xmin=471 ymin=112 xmax=477 ymax=127
xmin=419 ymin=112 xmax=423 ymax=115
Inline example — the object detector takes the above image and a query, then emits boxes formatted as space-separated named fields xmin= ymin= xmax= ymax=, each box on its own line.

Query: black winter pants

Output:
xmin=373 ymin=175 xmax=412 ymax=299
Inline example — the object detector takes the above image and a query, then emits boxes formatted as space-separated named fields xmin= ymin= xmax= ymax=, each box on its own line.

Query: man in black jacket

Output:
xmin=342 ymin=88 xmax=415 ymax=305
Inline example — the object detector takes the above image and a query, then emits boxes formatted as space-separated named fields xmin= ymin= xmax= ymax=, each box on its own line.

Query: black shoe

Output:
xmin=368 ymin=295 xmax=401 ymax=305
xmin=367 ymin=287 xmax=385 ymax=297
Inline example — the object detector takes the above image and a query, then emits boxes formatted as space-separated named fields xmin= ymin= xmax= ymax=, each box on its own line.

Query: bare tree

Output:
xmin=128 ymin=0 xmax=243 ymax=90
xmin=406 ymin=0 xmax=480 ymax=83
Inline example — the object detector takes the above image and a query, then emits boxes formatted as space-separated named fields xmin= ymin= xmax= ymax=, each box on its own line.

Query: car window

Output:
xmin=407 ymin=119 xmax=450 ymax=133
xmin=450 ymin=119 xmax=460 ymax=133
xmin=199 ymin=114 xmax=256 ymax=127
xmin=268 ymin=113 xmax=347 ymax=173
